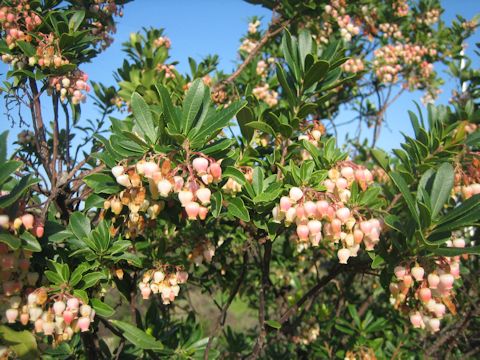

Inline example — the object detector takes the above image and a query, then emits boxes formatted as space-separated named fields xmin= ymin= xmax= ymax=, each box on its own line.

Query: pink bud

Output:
xmin=335 ymin=207 xmax=351 ymax=223
xmin=410 ymin=312 xmax=423 ymax=328
xmin=394 ymin=266 xmax=406 ymax=280
xmin=116 ymin=174 xmax=131 ymax=187
xmin=289 ymin=187 xmax=303 ymax=202
xmin=178 ymin=190 xmax=194 ymax=206
xmin=336 ymin=177 xmax=348 ymax=190
xmin=143 ymin=162 xmax=160 ymax=178
xmin=324 ymin=179 xmax=336 ymax=192
xmin=285 ymin=207 xmax=296 ymax=223
xmin=307 ymin=220 xmax=322 ymax=235
xmin=295 ymin=205 xmax=306 ymax=220
xmin=192 ymin=157 xmax=209 ymax=174
xmin=6 ymin=308 xmax=18 ymax=323
xmin=439 ymin=274 xmax=454 ymax=290
xmin=77 ymin=316 xmax=91 ymax=332
xmin=427 ymin=318 xmax=440 ymax=333
xmin=337 ymin=248 xmax=350 ymax=264
xmin=141 ymin=285 xmax=152 ymax=299
xmin=316 ymin=200 xmax=329 ymax=217
xmin=63 ymin=310 xmax=74 ymax=325
xmin=360 ymin=221 xmax=372 ymax=234
xmin=21 ymin=214 xmax=35 ymax=230
xmin=434 ymin=303 xmax=446 ymax=318
xmin=185 ymin=202 xmax=200 ymax=220
xmin=173 ymin=176 xmax=184 ymax=192
xmin=341 ymin=167 xmax=354 ymax=180
xmin=452 ymin=238 xmax=465 ymax=248
xmin=353 ymin=229 xmax=364 ymax=244
xmin=280 ymin=196 xmax=291 ymax=212
xmin=331 ymin=219 xmax=342 ymax=234
xmin=53 ymin=301 xmax=66 ymax=316
xmin=208 ymin=162 xmax=222 ymax=180
xmin=196 ymin=188 xmax=212 ymax=205
xmin=157 ymin=179 xmax=173 ymax=197
xmin=43 ymin=321 xmax=55 ymax=335
xmin=419 ymin=287 xmax=431 ymax=302
xmin=20 ymin=312 xmax=29 ymax=325
xmin=34 ymin=225 xmax=44 ymax=238
xmin=67 ymin=297 xmax=79 ymax=311
xmin=450 ymin=262 xmax=460 ymax=278
xmin=355 ymin=169 xmax=366 ymax=182
xmin=34 ymin=318 xmax=43 ymax=333
xmin=176 ymin=271 xmax=189 ymax=284
xmin=198 ymin=206 xmax=209 ymax=220
xmin=411 ymin=266 xmax=424 ymax=281
xmin=296 ymin=225 xmax=309 ymax=241
xmin=403 ymin=274 xmax=413 ymax=287
xmin=428 ymin=273 xmax=440 ymax=289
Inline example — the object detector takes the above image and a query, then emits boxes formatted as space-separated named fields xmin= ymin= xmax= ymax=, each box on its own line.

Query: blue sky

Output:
xmin=0 ymin=0 xmax=479 ymax=154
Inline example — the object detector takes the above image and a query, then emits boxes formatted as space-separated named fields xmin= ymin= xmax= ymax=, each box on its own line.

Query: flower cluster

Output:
xmin=153 ymin=36 xmax=171 ymax=49
xmin=0 ymin=211 xmax=44 ymax=239
xmin=389 ymin=241 xmax=467 ymax=333
xmin=248 ymin=20 xmax=260 ymax=34
xmin=379 ymin=23 xmax=403 ymax=39
xmin=239 ymin=38 xmax=258 ymax=54
xmin=373 ymin=43 xmax=436 ymax=86
xmin=48 ymin=70 xmax=90 ymax=104
xmin=336 ymin=15 xmax=360 ymax=42
xmin=342 ymin=58 xmax=365 ymax=73
xmin=0 ymin=0 xmax=41 ymax=48
xmin=157 ymin=63 xmax=176 ymax=80
xmin=138 ymin=266 xmax=188 ymax=304
xmin=272 ymin=164 xmax=382 ymax=263
xmin=106 ymin=156 xmax=222 ymax=238
xmin=0 ymin=244 xmax=37 ymax=297
xmin=189 ymin=240 xmax=216 ymax=266
xmin=89 ymin=0 xmax=124 ymax=50
xmin=4 ymin=288 xmax=95 ymax=342
xmin=454 ymin=157 xmax=480 ymax=200
xmin=252 ymin=83 xmax=279 ymax=107
xmin=417 ymin=8 xmax=440 ymax=26
xmin=394 ymin=0 xmax=409 ymax=17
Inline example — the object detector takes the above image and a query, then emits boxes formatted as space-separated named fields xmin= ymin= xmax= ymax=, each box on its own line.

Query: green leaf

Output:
xmin=91 ymin=299 xmax=115 ymax=317
xmin=68 ymin=10 xmax=85 ymax=32
xmin=49 ymin=230 xmax=73 ymax=244
xmin=73 ymin=289 xmax=88 ymax=304
xmin=371 ymin=149 xmax=389 ymax=171
xmin=0 ymin=175 xmax=38 ymax=208
xmin=252 ymin=167 xmax=265 ymax=195
xmin=0 ymin=325 xmax=39 ymax=359
xmin=81 ymin=272 xmax=106 ymax=289
xmin=246 ymin=121 xmax=276 ymax=136
xmin=156 ymin=84 xmax=181 ymax=133
xmin=0 ymin=231 xmax=20 ymax=250
xmin=182 ymin=78 xmax=206 ymax=133
xmin=131 ymin=92 xmax=157 ymax=144
xmin=223 ymin=166 xmax=246 ymax=186
xmin=265 ymin=320 xmax=282 ymax=329
xmin=303 ymin=60 xmax=329 ymax=89
xmin=275 ymin=63 xmax=296 ymax=107
xmin=236 ymin=106 xmax=255 ymax=142
xmin=83 ymin=173 xmax=120 ymax=195
xmin=430 ymin=163 xmax=454 ymax=219
xmin=211 ymin=191 xmax=223 ymax=218
xmin=227 ymin=197 xmax=250 ymax=222
xmin=69 ymin=212 xmax=91 ymax=241
xmin=16 ymin=41 xmax=36 ymax=57
xmin=0 ymin=131 xmax=8 ymax=163
xmin=389 ymin=172 xmax=419 ymax=225
xmin=20 ymin=231 xmax=41 ymax=252
xmin=0 ymin=160 xmax=22 ymax=186
xmin=432 ymin=245 xmax=480 ymax=257
xmin=110 ymin=320 xmax=164 ymax=350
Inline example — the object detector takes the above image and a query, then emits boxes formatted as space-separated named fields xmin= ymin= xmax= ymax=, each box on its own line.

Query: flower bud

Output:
xmin=289 ymin=187 xmax=303 ymax=202
xmin=78 ymin=317 xmax=91 ymax=332
xmin=21 ymin=214 xmax=34 ymax=230
xmin=53 ymin=301 xmax=66 ymax=316
xmin=6 ymin=308 xmax=18 ymax=323
xmin=0 ymin=214 xmax=9 ymax=229
xmin=296 ymin=225 xmax=309 ymax=241
xmin=196 ymin=188 xmax=212 ymax=205
xmin=411 ymin=266 xmax=425 ymax=281
xmin=337 ymin=248 xmax=350 ymax=264
xmin=209 ymin=162 xmax=222 ymax=181
xmin=178 ymin=190 xmax=194 ymax=206
xmin=116 ymin=174 xmax=131 ymax=187
xmin=192 ymin=157 xmax=209 ymax=175
xmin=111 ymin=165 xmax=124 ymax=178
xmin=419 ymin=287 xmax=431 ymax=302
xmin=185 ymin=202 xmax=200 ymax=220
xmin=157 ymin=179 xmax=173 ymax=197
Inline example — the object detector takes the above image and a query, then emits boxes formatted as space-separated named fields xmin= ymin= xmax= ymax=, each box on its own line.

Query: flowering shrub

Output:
xmin=0 ymin=0 xmax=479 ymax=359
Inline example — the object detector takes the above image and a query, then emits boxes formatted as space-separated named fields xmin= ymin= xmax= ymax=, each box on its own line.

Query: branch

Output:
xmin=214 ymin=16 xmax=291 ymax=92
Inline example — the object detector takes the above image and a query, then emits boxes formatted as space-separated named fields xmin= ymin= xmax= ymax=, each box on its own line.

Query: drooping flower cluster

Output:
xmin=0 ymin=244 xmax=37 ymax=297
xmin=106 ymin=156 xmax=222 ymax=238
xmin=298 ymin=122 xmax=326 ymax=160
xmin=272 ymin=164 xmax=382 ymax=263
xmin=252 ymin=83 xmax=279 ymax=107
xmin=189 ymin=240 xmax=216 ymax=266
xmin=373 ymin=43 xmax=436 ymax=87
xmin=394 ymin=0 xmax=410 ymax=17
xmin=0 ymin=209 xmax=44 ymax=239
xmin=239 ymin=38 xmax=258 ymax=54
xmin=248 ymin=20 xmax=261 ymax=34
xmin=453 ymin=156 xmax=480 ymax=200
xmin=48 ymin=70 xmax=90 ymax=104
xmin=0 ymin=0 xmax=42 ymax=47
xmin=157 ymin=63 xmax=176 ymax=80
xmin=417 ymin=8 xmax=440 ymax=26
xmin=153 ymin=36 xmax=171 ymax=49
xmin=3 ymin=288 xmax=95 ymax=342
xmin=138 ymin=266 xmax=188 ymax=304
xmin=379 ymin=23 xmax=403 ymax=39
xmin=341 ymin=58 xmax=365 ymax=73
xmin=389 ymin=240 xmax=467 ymax=333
